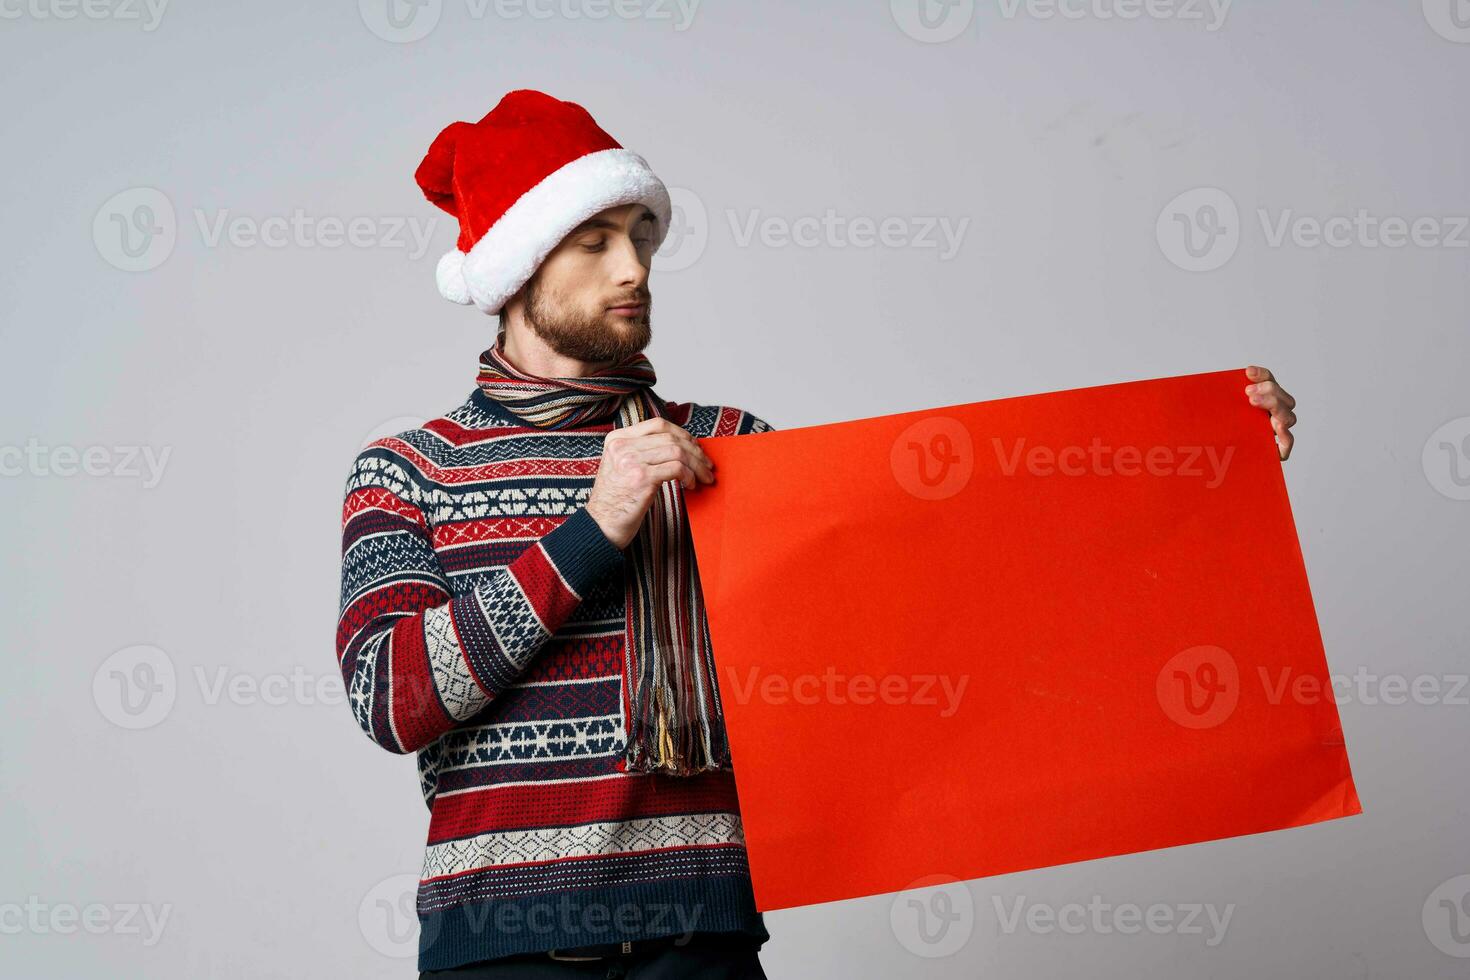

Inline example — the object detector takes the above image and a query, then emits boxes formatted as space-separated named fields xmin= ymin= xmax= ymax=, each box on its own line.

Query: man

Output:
xmin=336 ymin=89 xmax=1300 ymax=978
xmin=338 ymin=90 xmax=775 ymax=978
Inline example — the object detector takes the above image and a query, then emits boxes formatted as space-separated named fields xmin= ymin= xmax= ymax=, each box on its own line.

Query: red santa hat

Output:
xmin=414 ymin=89 xmax=672 ymax=314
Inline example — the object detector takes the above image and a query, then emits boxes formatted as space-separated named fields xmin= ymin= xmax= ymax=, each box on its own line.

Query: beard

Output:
xmin=518 ymin=274 xmax=653 ymax=365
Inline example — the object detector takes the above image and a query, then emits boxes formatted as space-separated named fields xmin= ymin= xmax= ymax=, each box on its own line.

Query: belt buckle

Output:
xmin=547 ymin=948 xmax=605 ymax=962
xmin=546 ymin=940 xmax=635 ymax=961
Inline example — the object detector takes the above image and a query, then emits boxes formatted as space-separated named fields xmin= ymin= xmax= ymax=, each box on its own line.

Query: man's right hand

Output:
xmin=585 ymin=417 xmax=717 ymax=550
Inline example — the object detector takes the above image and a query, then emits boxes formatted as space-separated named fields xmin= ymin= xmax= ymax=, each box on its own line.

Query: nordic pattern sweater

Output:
xmin=336 ymin=381 xmax=774 ymax=971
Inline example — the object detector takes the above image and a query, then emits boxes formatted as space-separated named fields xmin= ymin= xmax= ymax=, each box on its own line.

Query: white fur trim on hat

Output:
xmin=454 ymin=147 xmax=672 ymax=315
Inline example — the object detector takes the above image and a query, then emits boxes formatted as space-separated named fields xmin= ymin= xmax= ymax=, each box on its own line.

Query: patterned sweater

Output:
xmin=336 ymin=381 xmax=774 ymax=971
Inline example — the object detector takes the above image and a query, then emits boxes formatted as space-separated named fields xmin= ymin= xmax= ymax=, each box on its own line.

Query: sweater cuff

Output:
xmin=541 ymin=506 xmax=625 ymax=598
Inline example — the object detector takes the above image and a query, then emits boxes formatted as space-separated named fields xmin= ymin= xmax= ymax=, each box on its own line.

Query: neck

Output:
xmin=498 ymin=319 xmax=615 ymax=379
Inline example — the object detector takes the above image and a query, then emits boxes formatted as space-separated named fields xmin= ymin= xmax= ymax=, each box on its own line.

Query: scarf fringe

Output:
xmin=618 ymin=393 xmax=730 ymax=777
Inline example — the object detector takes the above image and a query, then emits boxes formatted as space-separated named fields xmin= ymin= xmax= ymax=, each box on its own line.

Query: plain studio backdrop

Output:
xmin=1 ymin=1 xmax=1466 ymax=977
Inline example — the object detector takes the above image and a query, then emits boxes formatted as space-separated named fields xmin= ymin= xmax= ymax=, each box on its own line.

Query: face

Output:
xmin=508 ymin=202 xmax=657 ymax=364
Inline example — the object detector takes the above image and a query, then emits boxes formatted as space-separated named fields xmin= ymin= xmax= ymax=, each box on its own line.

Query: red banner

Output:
xmin=686 ymin=367 xmax=1361 ymax=912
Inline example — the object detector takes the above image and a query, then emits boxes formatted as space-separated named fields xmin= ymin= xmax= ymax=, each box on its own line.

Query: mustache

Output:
xmin=606 ymin=293 xmax=650 ymax=307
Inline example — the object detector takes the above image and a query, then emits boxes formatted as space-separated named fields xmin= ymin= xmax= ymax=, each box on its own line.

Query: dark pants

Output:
xmin=419 ymin=933 xmax=768 ymax=980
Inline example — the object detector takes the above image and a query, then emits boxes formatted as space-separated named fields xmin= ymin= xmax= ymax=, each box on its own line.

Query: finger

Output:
xmin=646 ymin=458 xmax=701 ymax=490
xmin=668 ymin=445 xmax=715 ymax=483
xmin=1276 ymin=428 xmax=1294 ymax=461
xmin=607 ymin=417 xmax=691 ymax=445
xmin=1245 ymin=365 xmax=1275 ymax=383
xmin=676 ymin=442 xmax=716 ymax=482
xmin=621 ymin=421 xmax=715 ymax=465
xmin=1269 ymin=408 xmax=1298 ymax=430
xmin=633 ymin=444 xmax=715 ymax=483
xmin=619 ymin=432 xmax=684 ymax=454
xmin=665 ymin=427 xmax=716 ymax=474
xmin=604 ymin=418 xmax=660 ymax=444
xmin=1245 ymin=377 xmax=1296 ymax=411
xmin=1248 ymin=387 xmax=1283 ymax=411
xmin=1248 ymin=382 xmax=1297 ymax=414
xmin=1258 ymin=380 xmax=1296 ymax=410
xmin=621 ymin=431 xmax=700 ymax=458
xmin=629 ymin=416 xmax=680 ymax=434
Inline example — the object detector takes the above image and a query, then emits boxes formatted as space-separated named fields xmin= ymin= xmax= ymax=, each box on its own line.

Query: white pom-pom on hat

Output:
xmin=435 ymin=249 xmax=472 ymax=305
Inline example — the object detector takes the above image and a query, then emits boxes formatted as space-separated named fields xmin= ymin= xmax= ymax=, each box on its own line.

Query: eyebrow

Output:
xmin=572 ymin=208 xmax=657 ymax=234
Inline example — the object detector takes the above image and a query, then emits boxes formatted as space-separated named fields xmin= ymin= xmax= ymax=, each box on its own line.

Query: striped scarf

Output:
xmin=475 ymin=337 xmax=729 ymax=777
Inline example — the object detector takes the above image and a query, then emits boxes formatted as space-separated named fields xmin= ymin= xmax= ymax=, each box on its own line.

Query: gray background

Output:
xmin=2 ymin=1 xmax=1467 ymax=977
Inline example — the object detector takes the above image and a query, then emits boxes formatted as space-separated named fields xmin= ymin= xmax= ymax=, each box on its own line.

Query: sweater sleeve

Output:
xmin=740 ymin=412 xmax=775 ymax=435
xmin=335 ymin=447 xmax=625 ymax=755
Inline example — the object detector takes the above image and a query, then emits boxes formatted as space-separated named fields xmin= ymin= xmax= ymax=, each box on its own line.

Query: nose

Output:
xmin=610 ymin=233 xmax=649 ymax=291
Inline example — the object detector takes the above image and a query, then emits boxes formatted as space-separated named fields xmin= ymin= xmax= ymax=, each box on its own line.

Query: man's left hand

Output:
xmin=1245 ymin=365 xmax=1297 ymax=461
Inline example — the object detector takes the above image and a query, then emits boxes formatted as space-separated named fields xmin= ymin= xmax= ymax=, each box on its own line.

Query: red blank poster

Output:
xmin=684 ymin=367 xmax=1361 ymax=912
